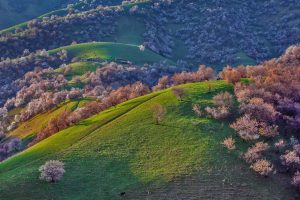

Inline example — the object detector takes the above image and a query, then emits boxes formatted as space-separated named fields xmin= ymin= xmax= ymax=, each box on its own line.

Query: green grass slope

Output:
xmin=0 ymin=81 xmax=296 ymax=200
xmin=9 ymin=99 xmax=91 ymax=143
xmin=49 ymin=42 xmax=172 ymax=65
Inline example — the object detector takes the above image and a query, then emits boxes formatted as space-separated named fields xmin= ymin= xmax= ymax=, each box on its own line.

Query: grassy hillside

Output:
xmin=9 ymin=99 xmax=90 ymax=144
xmin=49 ymin=42 xmax=172 ymax=65
xmin=51 ymin=42 xmax=173 ymax=83
xmin=0 ymin=80 xmax=296 ymax=200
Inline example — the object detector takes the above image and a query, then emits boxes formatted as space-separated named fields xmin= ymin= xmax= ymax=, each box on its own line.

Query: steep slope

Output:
xmin=0 ymin=81 xmax=297 ymax=200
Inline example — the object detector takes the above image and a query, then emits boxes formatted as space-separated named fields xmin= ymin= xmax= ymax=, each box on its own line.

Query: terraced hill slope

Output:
xmin=0 ymin=81 xmax=297 ymax=200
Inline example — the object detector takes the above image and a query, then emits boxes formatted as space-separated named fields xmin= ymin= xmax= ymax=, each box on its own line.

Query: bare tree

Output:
xmin=151 ymin=104 xmax=166 ymax=124
xmin=172 ymin=87 xmax=186 ymax=101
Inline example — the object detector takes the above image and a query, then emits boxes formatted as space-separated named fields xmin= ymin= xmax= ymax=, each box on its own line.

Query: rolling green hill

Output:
xmin=8 ymin=99 xmax=91 ymax=143
xmin=51 ymin=42 xmax=173 ymax=84
xmin=50 ymin=42 xmax=173 ymax=65
xmin=0 ymin=81 xmax=296 ymax=200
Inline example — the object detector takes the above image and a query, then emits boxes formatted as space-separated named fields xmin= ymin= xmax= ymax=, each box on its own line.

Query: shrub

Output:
xmin=293 ymin=144 xmax=300 ymax=154
xmin=240 ymin=98 xmax=278 ymax=123
xmin=230 ymin=114 xmax=260 ymax=140
xmin=153 ymin=76 xmax=170 ymax=91
xmin=244 ymin=142 xmax=269 ymax=163
xmin=39 ymin=160 xmax=65 ymax=183
xmin=281 ymin=151 xmax=300 ymax=170
xmin=291 ymin=172 xmax=300 ymax=189
xmin=151 ymin=104 xmax=166 ymax=124
xmin=7 ymin=138 xmax=22 ymax=153
xmin=172 ymin=87 xmax=186 ymax=101
xmin=258 ymin=123 xmax=279 ymax=138
xmin=222 ymin=137 xmax=236 ymax=150
xmin=205 ymin=106 xmax=230 ymax=119
xmin=250 ymin=159 xmax=273 ymax=176
xmin=220 ymin=66 xmax=241 ymax=83
xmin=274 ymin=139 xmax=287 ymax=151
xmin=171 ymin=65 xmax=215 ymax=85
xmin=192 ymin=104 xmax=202 ymax=117
xmin=212 ymin=91 xmax=234 ymax=108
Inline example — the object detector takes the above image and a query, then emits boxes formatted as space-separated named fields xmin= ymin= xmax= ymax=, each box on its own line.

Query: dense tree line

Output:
xmin=214 ymin=44 xmax=300 ymax=188
xmin=0 ymin=49 xmax=68 ymax=106
xmin=1 ymin=0 xmax=299 ymax=66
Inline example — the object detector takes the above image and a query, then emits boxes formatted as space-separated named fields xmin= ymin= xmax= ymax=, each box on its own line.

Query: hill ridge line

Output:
xmin=59 ymin=92 xmax=163 ymax=153
xmin=0 ymin=92 xmax=162 ymax=173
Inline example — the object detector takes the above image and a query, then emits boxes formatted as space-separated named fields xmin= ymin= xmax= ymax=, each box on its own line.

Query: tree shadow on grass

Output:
xmin=0 ymin=156 xmax=160 ymax=200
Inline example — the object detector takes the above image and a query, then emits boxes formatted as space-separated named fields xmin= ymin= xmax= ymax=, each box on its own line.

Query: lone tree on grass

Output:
xmin=151 ymin=104 xmax=166 ymax=124
xmin=39 ymin=160 xmax=65 ymax=183
xmin=172 ymin=87 xmax=186 ymax=101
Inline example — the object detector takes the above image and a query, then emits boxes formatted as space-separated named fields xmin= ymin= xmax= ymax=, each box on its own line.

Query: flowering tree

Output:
xmin=244 ymin=142 xmax=269 ymax=164
xmin=172 ymin=87 xmax=186 ymax=101
xmin=39 ymin=160 xmax=65 ymax=183
xmin=280 ymin=151 xmax=300 ymax=170
xmin=192 ymin=104 xmax=202 ymax=117
xmin=222 ymin=137 xmax=236 ymax=150
xmin=151 ymin=104 xmax=166 ymax=124
xmin=230 ymin=114 xmax=260 ymax=140
xmin=205 ymin=106 xmax=230 ymax=119
xmin=212 ymin=91 xmax=233 ymax=108
xmin=250 ymin=159 xmax=273 ymax=177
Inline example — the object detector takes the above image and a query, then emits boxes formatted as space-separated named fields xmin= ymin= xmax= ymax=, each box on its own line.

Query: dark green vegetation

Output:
xmin=0 ymin=0 xmax=147 ymax=35
xmin=51 ymin=42 xmax=173 ymax=82
xmin=1 ymin=0 xmax=299 ymax=68
xmin=0 ymin=0 xmax=128 ymax=31
xmin=0 ymin=0 xmax=76 ymax=30
xmin=49 ymin=42 xmax=172 ymax=65
xmin=0 ymin=81 xmax=297 ymax=199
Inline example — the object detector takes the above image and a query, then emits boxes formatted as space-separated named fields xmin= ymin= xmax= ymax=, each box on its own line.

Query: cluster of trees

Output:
xmin=23 ymin=64 xmax=215 ymax=147
xmin=29 ymin=82 xmax=150 ymax=146
xmin=0 ymin=138 xmax=22 ymax=161
xmin=0 ymin=60 xmax=187 ymax=141
xmin=216 ymin=44 xmax=300 ymax=188
xmin=1 ymin=0 xmax=298 ymax=67
xmin=0 ymin=5 xmax=120 ymax=58
xmin=153 ymin=65 xmax=215 ymax=91
xmin=132 ymin=0 xmax=300 ymax=65
xmin=0 ymin=49 xmax=68 ymax=106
